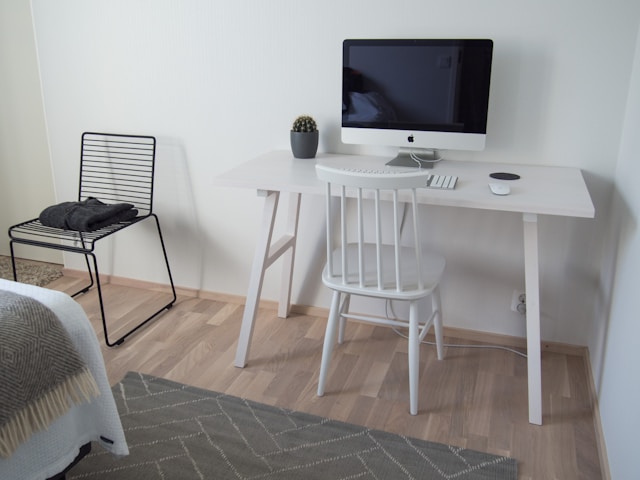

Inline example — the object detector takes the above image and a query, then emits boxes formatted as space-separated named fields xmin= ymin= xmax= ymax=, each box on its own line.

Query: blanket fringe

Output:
xmin=0 ymin=367 xmax=100 ymax=458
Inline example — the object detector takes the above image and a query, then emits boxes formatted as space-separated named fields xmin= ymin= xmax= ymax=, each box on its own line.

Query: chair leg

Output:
xmin=87 ymin=252 xmax=111 ymax=345
xmin=7 ymin=215 xmax=176 ymax=347
xmin=99 ymin=215 xmax=176 ymax=346
xmin=337 ymin=293 xmax=350 ymax=344
xmin=9 ymin=242 xmax=18 ymax=281
xmin=151 ymin=214 xmax=177 ymax=304
xmin=9 ymin=240 xmax=95 ymax=297
xmin=317 ymin=290 xmax=342 ymax=397
xmin=69 ymin=253 xmax=95 ymax=298
xmin=408 ymin=300 xmax=420 ymax=415
xmin=84 ymin=216 xmax=177 ymax=347
xmin=432 ymin=286 xmax=444 ymax=361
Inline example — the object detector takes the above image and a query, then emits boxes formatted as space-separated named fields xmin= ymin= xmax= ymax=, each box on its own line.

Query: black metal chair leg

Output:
xmin=9 ymin=223 xmax=175 ymax=347
xmin=9 ymin=241 xmax=18 ymax=281
xmin=95 ymin=216 xmax=176 ymax=347
xmin=152 ymin=213 xmax=177 ymax=303
xmin=88 ymin=252 xmax=116 ymax=346
xmin=69 ymin=253 xmax=96 ymax=299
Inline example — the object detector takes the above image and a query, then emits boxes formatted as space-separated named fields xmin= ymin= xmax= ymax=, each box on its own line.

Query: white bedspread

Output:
xmin=0 ymin=279 xmax=128 ymax=480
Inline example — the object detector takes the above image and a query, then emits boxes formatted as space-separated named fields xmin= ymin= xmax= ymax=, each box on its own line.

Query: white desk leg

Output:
xmin=235 ymin=190 xmax=280 ymax=368
xmin=278 ymin=193 xmax=301 ymax=318
xmin=523 ymin=213 xmax=543 ymax=425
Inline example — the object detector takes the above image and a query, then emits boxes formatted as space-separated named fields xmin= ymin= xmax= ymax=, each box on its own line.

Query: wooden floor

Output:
xmin=47 ymin=275 xmax=605 ymax=479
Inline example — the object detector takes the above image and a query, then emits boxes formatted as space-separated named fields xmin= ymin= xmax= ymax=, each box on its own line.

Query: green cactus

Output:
xmin=291 ymin=115 xmax=317 ymax=133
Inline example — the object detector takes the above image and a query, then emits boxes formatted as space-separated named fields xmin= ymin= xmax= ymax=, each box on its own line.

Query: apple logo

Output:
xmin=407 ymin=135 xmax=414 ymax=143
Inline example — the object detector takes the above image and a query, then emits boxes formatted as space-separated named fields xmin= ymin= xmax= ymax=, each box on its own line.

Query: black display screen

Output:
xmin=342 ymin=39 xmax=493 ymax=134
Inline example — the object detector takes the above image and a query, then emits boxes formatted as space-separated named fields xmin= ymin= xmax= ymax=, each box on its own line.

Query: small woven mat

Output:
xmin=0 ymin=256 xmax=62 ymax=287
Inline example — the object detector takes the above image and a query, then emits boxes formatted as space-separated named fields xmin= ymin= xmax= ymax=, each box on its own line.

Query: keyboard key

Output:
xmin=425 ymin=174 xmax=458 ymax=190
xmin=431 ymin=175 xmax=445 ymax=188
xmin=444 ymin=175 xmax=457 ymax=189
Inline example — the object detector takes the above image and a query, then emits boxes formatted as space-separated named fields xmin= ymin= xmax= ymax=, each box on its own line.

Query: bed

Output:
xmin=0 ymin=279 xmax=128 ymax=480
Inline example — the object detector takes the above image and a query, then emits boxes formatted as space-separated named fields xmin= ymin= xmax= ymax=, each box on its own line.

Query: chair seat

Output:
xmin=322 ymin=243 xmax=445 ymax=300
xmin=9 ymin=216 xmax=146 ymax=252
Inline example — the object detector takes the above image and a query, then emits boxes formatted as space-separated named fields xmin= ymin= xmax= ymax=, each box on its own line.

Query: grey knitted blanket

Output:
xmin=39 ymin=197 xmax=138 ymax=232
xmin=0 ymin=290 xmax=99 ymax=457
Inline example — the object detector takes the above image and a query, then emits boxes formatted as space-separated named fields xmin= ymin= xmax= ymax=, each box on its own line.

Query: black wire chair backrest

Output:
xmin=78 ymin=132 xmax=156 ymax=217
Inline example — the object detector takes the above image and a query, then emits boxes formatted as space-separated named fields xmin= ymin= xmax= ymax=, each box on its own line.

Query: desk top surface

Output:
xmin=215 ymin=150 xmax=595 ymax=218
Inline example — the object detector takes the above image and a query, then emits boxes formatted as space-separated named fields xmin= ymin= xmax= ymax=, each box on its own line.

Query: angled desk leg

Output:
xmin=278 ymin=193 xmax=301 ymax=318
xmin=523 ymin=213 xmax=542 ymax=425
xmin=234 ymin=190 xmax=301 ymax=368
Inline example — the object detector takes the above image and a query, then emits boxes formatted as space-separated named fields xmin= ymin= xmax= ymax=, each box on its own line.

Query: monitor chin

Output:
xmin=386 ymin=148 xmax=442 ymax=168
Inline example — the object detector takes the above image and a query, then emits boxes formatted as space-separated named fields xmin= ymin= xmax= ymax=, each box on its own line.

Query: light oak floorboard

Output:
xmin=47 ymin=277 xmax=604 ymax=479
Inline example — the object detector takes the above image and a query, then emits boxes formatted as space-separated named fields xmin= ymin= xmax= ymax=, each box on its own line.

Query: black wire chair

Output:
xmin=8 ymin=132 xmax=176 ymax=346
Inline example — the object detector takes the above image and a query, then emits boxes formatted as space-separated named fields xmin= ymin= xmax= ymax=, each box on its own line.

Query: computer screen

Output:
xmin=342 ymin=39 xmax=494 ymax=167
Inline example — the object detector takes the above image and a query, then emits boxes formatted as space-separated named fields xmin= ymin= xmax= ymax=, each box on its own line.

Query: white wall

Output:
xmin=596 ymin=23 xmax=640 ymax=480
xmin=0 ymin=0 xmax=59 ymax=262
xmin=29 ymin=0 xmax=640 ymax=348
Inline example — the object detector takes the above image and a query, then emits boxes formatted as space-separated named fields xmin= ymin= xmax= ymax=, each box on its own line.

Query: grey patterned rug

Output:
xmin=0 ymin=256 xmax=63 ymax=287
xmin=68 ymin=372 xmax=517 ymax=479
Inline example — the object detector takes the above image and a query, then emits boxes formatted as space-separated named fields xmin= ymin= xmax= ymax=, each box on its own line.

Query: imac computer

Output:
xmin=342 ymin=39 xmax=493 ymax=168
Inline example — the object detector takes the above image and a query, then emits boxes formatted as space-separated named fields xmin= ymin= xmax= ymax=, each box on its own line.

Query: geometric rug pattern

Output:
xmin=68 ymin=372 xmax=517 ymax=479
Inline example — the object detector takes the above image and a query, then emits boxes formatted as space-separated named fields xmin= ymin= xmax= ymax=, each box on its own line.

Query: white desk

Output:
xmin=215 ymin=150 xmax=595 ymax=425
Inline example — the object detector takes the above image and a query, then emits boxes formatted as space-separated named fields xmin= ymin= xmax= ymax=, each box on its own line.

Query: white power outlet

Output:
xmin=510 ymin=290 xmax=526 ymax=314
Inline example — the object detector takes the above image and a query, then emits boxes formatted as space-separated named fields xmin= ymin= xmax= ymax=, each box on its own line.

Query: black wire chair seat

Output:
xmin=9 ymin=216 xmax=143 ymax=251
xmin=8 ymin=132 xmax=176 ymax=347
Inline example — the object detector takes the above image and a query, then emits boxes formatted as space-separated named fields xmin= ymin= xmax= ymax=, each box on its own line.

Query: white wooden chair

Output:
xmin=315 ymin=163 xmax=446 ymax=415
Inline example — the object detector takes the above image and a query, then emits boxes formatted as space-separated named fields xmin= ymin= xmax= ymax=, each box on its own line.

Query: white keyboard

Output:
xmin=337 ymin=167 xmax=417 ymax=176
xmin=425 ymin=174 xmax=458 ymax=189
xmin=328 ymin=166 xmax=458 ymax=189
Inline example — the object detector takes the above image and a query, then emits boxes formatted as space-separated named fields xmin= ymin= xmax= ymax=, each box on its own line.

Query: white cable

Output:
xmin=385 ymin=300 xmax=527 ymax=358
xmin=410 ymin=149 xmax=442 ymax=167
xmin=390 ymin=327 xmax=528 ymax=358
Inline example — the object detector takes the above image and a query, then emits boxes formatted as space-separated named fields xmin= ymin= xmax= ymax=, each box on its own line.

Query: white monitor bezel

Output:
xmin=341 ymin=126 xmax=487 ymax=152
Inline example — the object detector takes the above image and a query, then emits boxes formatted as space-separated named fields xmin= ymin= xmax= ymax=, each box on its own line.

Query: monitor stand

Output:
xmin=385 ymin=148 xmax=440 ymax=168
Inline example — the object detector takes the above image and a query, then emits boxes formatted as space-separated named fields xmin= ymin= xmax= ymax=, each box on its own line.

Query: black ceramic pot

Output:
xmin=290 ymin=131 xmax=319 ymax=159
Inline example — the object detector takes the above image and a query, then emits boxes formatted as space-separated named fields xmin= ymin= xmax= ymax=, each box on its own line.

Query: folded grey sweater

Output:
xmin=39 ymin=197 xmax=138 ymax=232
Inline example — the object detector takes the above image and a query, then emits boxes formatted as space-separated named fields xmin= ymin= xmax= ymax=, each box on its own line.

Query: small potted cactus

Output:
xmin=290 ymin=115 xmax=319 ymax=159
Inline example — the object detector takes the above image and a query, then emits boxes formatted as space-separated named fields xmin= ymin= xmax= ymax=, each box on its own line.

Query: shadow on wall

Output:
xmin=590 ymin=180 xmax=635 ymax=396
xmin=153 ymin=137 xmax=206 ymax=290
